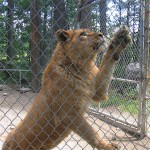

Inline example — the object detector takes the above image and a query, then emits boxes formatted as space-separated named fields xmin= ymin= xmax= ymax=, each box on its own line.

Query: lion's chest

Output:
xmin=74 ymin=77 xmax=94 ymax=97
xmin=61 ymin=72 xmax=96 ymax=108
xmin=43 ymin=66 xmax=96 ymax=116
xmin=47 ymin=65 xmax=96 ymax=104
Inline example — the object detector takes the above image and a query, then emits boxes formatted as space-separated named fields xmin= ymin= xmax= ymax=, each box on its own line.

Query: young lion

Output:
xmin=2 ymin=26 xmax=131 ymax=150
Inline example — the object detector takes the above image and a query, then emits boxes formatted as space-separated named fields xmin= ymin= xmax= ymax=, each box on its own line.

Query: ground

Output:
xmin=0 ymin=85 xmax=150 ymax=150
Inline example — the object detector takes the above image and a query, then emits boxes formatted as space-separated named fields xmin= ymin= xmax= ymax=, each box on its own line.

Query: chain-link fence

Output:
xmin=0 ymin=0 xmax=150 ymax=150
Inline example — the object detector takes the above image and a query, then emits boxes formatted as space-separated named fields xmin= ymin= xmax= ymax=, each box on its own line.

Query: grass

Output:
xmin=120 ymin=100 xmax=139 ymax=114
xmin=147 ymin=101 xmax=150 ymax=115
xmin=94 ymin=89 xmax=150 ymax=115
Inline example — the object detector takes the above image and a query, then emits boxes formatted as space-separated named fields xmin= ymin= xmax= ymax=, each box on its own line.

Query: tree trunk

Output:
xmin=99 ymin=0 xmax=107 ymax=35
xmin=40 ymin=4 xmax=48 ymax=68
xmin=118 ymin=0 xmax=122 ymax=25
xmin=7 ymin=0 xmax=14 ymax=68
xmin=30 ymin=0 xmax=41 ymax=92
xmin=79 ymin=0 xmax=92 ymax=29
xmin=126 ymin=1 xmax=130 ymax=27
xmin=52 ymin=0 xmax=69 ymax=32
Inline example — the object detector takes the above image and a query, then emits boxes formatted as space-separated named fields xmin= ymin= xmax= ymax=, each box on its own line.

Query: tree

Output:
xmin=30 ymin=0 xmax=41 ymax=92
xmin=52 ymin=0 xmax=69 ymax=32
xmin=99 ymin=0 xmax=107 ymax=35
xmin=40 ymin=0 xmax=49 ymax=68
xmin=6 ymin=0 xmax=14 ymax=68
xmin=78 ymin=0 xmax=92 ymax=29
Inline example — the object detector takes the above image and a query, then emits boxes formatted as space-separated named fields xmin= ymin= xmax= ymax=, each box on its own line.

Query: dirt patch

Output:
xmin=0 ymin=85 xmax=150 ymax=150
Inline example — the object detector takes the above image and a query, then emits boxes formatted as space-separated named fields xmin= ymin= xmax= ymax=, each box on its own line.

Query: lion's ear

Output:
xmin=56 ymin=29 xmax=70 ymax=43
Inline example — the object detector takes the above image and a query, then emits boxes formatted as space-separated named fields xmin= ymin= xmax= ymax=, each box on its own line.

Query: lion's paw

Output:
xmin=105 ymin=143 xmax=121 ymax=150
xmin=110 ymin=25 xmax=131 ymax=53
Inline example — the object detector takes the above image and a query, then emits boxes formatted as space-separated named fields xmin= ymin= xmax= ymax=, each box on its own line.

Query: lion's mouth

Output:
xmin=93 ymin=39 xmax=105 ymax=51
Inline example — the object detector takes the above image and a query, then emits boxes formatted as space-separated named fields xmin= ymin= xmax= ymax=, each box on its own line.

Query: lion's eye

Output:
xmin=80 ymin=32 xmax=87 ymax=36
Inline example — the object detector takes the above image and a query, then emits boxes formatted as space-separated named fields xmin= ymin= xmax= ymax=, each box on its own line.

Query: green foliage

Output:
xmin=15 ymin=0 xmax=30 ymax=10
xmin=0 ymin=0 xmax=141 ymax=64
xmin=95 ymin=88 xmax=149 ymax=115
xmin=0 ymin=0 xmax=142 ymax=89
xmin=120 ymin=100 xmax=139 ymax=114
xmin=100 ymin=92 xmax=124 ymax=107
xmin=66 ymin=0 xmax=77 ymax=29
xmin=147 ymin=102 xmax=150 ymax=115
xmin=99 ymin=92 xmax=139 ymax=114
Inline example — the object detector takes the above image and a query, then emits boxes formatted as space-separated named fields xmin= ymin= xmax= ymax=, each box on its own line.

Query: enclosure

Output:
xmin=0 ymin=0 xmax=150 ymax=149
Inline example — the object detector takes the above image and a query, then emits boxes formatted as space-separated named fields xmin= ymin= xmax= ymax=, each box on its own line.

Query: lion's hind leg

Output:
xmin=68 ymin=116 xmax=120 ymax=150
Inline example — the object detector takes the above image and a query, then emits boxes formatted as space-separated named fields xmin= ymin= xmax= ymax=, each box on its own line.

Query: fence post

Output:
xmin=138 ymin=0 xmax=150 ymax=137
xmin=143 ymin=0 xmax=150 ymax=134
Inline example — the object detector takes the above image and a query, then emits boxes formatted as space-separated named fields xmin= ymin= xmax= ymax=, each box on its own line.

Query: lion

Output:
xmin=2 ymin=26 xmax=131 ymax=150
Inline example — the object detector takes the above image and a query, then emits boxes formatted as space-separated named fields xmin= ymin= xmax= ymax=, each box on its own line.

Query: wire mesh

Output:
xmin=0 ymin=0 xmax=150 ymax=150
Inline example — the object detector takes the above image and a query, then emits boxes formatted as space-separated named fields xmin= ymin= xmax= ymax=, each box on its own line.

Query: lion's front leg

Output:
xmin=93 ymin=26 xmax=131 ymax=102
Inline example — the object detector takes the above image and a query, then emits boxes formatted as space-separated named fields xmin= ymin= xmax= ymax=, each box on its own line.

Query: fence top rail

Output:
xmin=112 ymin=77 xmax=138 ymax=84
xmin=0 ymin=69 xmax=30 ymax=72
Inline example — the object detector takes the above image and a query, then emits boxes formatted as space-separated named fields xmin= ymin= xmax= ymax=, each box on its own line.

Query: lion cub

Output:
xmin=2 ymin=26 xmax=131 ymax=150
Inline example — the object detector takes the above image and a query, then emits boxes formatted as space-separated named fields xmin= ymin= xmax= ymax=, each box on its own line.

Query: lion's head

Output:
xmin=55 ymin=29 xmax=107 ymax=61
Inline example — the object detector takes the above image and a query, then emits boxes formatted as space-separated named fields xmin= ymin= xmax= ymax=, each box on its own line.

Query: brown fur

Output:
xmin=2 ymin=26 xmax=131 ymax=150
